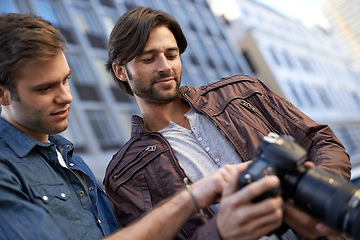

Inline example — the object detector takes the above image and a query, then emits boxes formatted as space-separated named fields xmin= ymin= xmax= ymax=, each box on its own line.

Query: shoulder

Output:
xmin=182 ymin=74 xmax=264 ymax=97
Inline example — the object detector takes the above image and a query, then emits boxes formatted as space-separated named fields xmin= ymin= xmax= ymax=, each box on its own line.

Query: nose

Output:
xmin=157 ymin=54 xmax=171 ymax=73
xmin=55 ymin=83 xmax=72 ymax=104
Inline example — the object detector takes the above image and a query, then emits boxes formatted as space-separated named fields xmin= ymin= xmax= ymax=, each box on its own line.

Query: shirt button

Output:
xmin=89 ymin=187 xmax=94 ymax=191
xmin=60 ymin=193 xmax=66 ymax=198
xmin=69 ymin=163 xmax=74 ymax=167
xmin=42 ymin=196 xmax=49 ymax=201
xmin=79 ymin=191 xmax=84 ymax=196
xmin=66 ymin=145 xmax=71 ymax=149
xmin=215 ymin=158 xmax=220 ymax=163
xmin=205 ymin=147 xmax=210 ymax=152
xmin=198 ymin=137 xmax=203 ymax=141
xmin=97 ymin=219 xmax=102 ymax=224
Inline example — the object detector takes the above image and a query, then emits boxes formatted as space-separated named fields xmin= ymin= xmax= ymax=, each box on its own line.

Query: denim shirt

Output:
xmin=0 ymin=118 xmax=118 ymax=240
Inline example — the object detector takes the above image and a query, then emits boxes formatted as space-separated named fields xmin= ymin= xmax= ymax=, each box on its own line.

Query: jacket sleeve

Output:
xmin=257 ymin=78 xmax=352 ymax=180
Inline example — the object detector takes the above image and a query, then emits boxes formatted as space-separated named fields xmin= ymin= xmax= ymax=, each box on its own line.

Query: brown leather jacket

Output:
xmin=104 ymin=75 xmax=351 ymax=240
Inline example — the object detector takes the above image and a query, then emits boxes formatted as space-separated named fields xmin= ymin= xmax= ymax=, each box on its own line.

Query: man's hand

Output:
xmin=284 ymin=161 xmax=342 ymax=239
xmin=191 ymin=162 xmax=252 ymax=209
xmin=283 ymin=203 xmax=340 ymax=239
xmin=216 ymin=168 xmax=283 ymax=240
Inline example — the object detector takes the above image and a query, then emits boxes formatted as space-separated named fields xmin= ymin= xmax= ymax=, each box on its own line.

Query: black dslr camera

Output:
xmin=238 ymin=133 xmax=360 ymax=239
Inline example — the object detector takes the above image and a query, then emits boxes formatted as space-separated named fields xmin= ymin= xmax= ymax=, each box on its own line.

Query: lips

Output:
xmin=51 ymin=108 xmax=69 ymax=118
xmin=154 ymin=77 xmax=175 ymax=84
xmin=52 ymin=109 xmax=66 ymax=115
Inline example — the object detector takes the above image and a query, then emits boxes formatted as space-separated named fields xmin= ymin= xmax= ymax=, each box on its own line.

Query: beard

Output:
xmin=126 ymin=66 xmax=181 ymax=105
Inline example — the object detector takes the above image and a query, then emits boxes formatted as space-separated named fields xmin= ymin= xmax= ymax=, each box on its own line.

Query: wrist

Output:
xmin=184 ymin=177 xmax=208 ymax=223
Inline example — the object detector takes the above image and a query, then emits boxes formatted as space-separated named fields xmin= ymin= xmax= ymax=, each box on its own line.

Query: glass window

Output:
xmin=94 ymin=57 xmax=114 ymax=87
xmin=102 ymin=15 xmax=116 ymax=37
xmin=73 ymin=6 xmax=100 ymax=34
xmin=298 ymin=57 xmax=313 ymax=73
xmin=117 ymin=111 xmax=132 ymax=139
xmin=0 ymin=0 xmax=17 ymax=13
xmin=185 ymin=4 xmax=205 ymax=34
xmin=181 ymin=63 xmax=207 ymax=87
xmin=300 ymin=83 xmax=315 ymax=107
xmin=316 ymin=87 xmax=333 ymax=108
xmin=218 ymin=41 xmax=245 ymax=74
xmin=169 ymin=0 xmax=188 ymax=30
xmin=60 ymin=112 xmax=86 ymax=148
xmin=35 ymin=0 xmax=64 ymax=26
xmin=186 ymin=37 xmax=206 ymax=67
xmin=268 ymin=47 xmax=281 ymax=66
xmin=67 ymin=53 xmax=94 ymax=85
xmin=34 ymin=0 xmax=77 ymax=44
xmin=351 ymin=92 xmax=360 ymax=109
xmin=288 ymin=83 xmax=303 ymax=107
xmin=349 ymin=70 xmax=360 ymax=84
xmin=152 ymin=0 xmax=172 ymax=12
xmin=124 ymin=0 xmax=149 ymax=9
xmin=99 ymin=0 xmax=115 ymax=8
xmin=86 ymin=110 xmax=118 ymax=148
xmin=282 ymin=50 xmax=294 ymax=69
xmin=198 ymin=6 xmax=221 ymax=37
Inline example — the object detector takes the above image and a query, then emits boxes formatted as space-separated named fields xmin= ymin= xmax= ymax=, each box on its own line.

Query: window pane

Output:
xmin=86 ymin=110 xmax=118 ymax=148
xmin=0 ymin=0 xmax=17 ymax=13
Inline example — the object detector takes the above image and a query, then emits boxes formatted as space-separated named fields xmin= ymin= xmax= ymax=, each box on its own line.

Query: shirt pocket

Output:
xmin=30 ymin=184 xmax=70 ymax=204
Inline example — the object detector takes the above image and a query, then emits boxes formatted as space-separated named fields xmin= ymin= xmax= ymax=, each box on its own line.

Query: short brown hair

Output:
xmin=106 ymin=7 xmax=187 ymax=96
xmin=0 ymin=13 xmax=67 ymax=96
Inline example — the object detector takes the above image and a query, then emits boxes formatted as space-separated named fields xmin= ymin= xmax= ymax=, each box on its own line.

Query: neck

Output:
xmin=1 ymin=115 xmax=49 ymax=142
xmin=136 ymin=95 xmax=190 ymax=131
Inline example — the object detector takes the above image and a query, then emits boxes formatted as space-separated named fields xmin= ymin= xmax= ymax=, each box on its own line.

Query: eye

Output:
xmin=141 ymin=58 xmax=154 ymax=63
xmin=35 ymin=86 xmax=51 ymax=93
xmin=167 ymin=55 xmax=177 ymax=60
xmin=63 ymin=76 xmax=70 ymax=84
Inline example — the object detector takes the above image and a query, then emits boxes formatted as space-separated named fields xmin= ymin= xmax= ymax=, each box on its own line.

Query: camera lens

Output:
xmin=292 ymin=168 xmax=360 ymax=238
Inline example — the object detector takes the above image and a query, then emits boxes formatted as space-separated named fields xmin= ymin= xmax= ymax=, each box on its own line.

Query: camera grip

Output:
xmin=237 ymin=171 xmax=281 ymax=203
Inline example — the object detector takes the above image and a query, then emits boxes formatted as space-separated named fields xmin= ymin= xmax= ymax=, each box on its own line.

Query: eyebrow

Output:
xmin=31 ymin=69 xmax=72 ymax=89
xmin=140 ymin=47 xmax=179 ymax=56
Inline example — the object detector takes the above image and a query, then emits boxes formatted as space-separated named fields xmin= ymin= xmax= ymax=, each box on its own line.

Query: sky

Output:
xmin=209 ymin=0 xmax=329 ymax=28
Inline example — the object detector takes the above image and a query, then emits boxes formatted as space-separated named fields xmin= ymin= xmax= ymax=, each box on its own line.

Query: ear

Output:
xmin=0 ymin=85 xmax=11 ymax=106
xmin=112 ymin=63 xmax=128 ymax=82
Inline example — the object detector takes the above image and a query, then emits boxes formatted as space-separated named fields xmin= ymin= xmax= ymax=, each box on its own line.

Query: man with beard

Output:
xmin=0 ymin=12 xmax=283 ymax=240
xmin=104 ymin=6 xmax=351 ymax=240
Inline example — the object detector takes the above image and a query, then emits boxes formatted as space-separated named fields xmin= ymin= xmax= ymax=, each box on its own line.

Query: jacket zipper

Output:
xmin=240 ymin=100 xmax=279 ymax=134
xmin=112 ymin=145 xmax=156 ymax=180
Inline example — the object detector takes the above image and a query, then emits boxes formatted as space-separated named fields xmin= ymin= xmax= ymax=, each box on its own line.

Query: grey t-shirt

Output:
xmin=159 ymin=107 xmax=242 ymax=183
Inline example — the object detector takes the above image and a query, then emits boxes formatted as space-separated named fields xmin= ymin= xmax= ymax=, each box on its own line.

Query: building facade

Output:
xmin=214 ymin=0 xmax=360 ymax=167
xmin=322 ymin=0 xmax=360 ymax=72
xmin=0 ymin=0 xmax=252 ymax=180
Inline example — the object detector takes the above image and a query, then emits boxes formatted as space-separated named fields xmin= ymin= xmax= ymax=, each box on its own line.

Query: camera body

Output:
xmin=238 ymin=133 xmax=360 ymax=239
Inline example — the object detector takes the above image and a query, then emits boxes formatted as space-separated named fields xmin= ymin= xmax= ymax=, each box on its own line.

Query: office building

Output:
xmin=213 ymin=0 xmax=360 ymax=166
xmin=322 ymin=0 xmax=360 ymax=72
